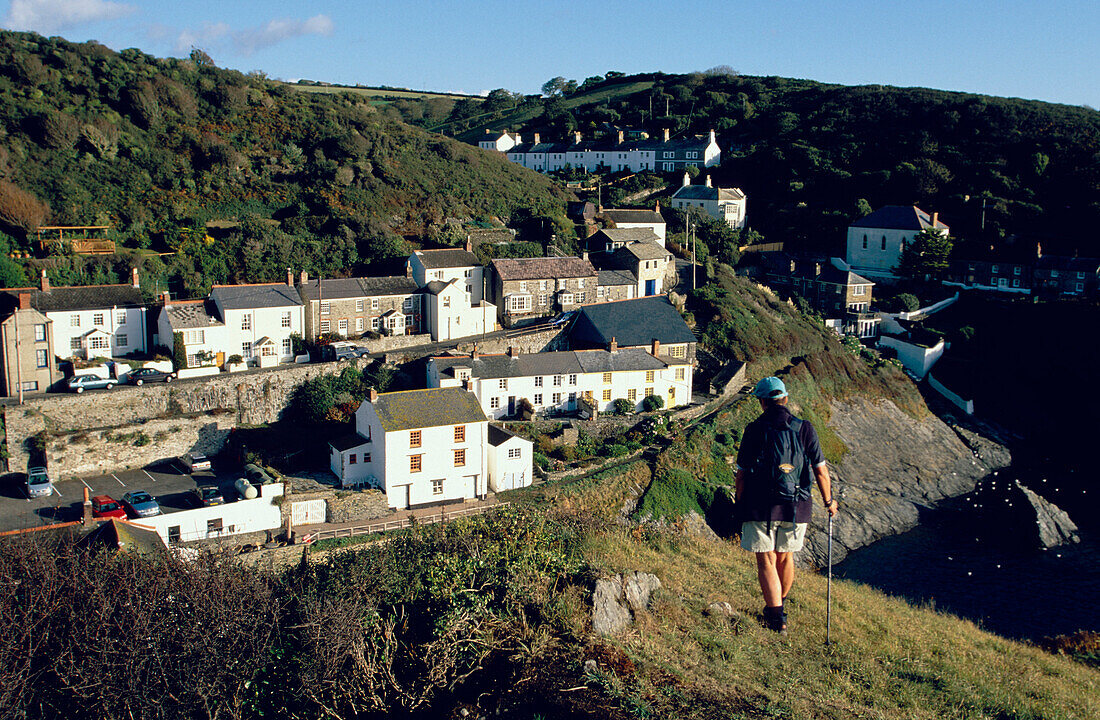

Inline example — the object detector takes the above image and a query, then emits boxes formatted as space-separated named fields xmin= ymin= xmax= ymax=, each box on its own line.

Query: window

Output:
xmin=552 ymin=392 xmax=562 ymax=404
xmin=597 ymin=286 xmax=606 ymax=298
xmin=628 ymin=389 xmax=637 ymax=401
xmin=534 ymin=393 xmax=543 ymax=405
xmin=1012 ymin=279 xmax=1020 ymax=288
xmin=241 ymin=314 xmax=252 ymax=330
xmin=281 ymin=338 xmax=292 ymax=355
xmin=371 ymin=298 xmax=379 ymax=311
xmin=575 ymin=292 xmax=586 ymax=304
xmin=1076 ymin=282 xmax=1084 ymax=292
xmin=93 ymin=313 xmax=104 ymax=326
xmin=116 ymin=312 xmax=126 ymax=325
xmin=1051 ymin=269 xmax=1059 ymax=278
xmin=35 ymin=349 xmax=47 ymax=368
xmin=454 ymin=449 xmax=466 ymax=467
xmin=89 ymin=335 xmax=109 ymax=351
xmin=1077 ymin=271 xmax=1086 ymax=279
xmin=404 ymin=296 xmax=416 ymax=311
xmin=603 ymin=372 xmax=612 ymax=384
xmin=281 ymin=312 xmax=291 ymax=328
xmin=991 ymin=265 xmax=999 ymax=274
xmin=602 ymin=388 xmax=612 ymax=401
xmin=508 ymin=447 xmax=522 ymax=459
xmin=646 ymin=387 xmax=655 ymax=397
xmin=538 ymin=293 xmax=548 ymax=306
xmin=568 ymin=374 xmax=577 ymax=385
xmin=363 ymin=453 xmax=371 ymax=463
xmin=356 ymin=299 xmax=364 ymax=312
xmin=669 ymin=345 xmax=687 ymax=359
xmin=454 ymin=425 xmax=465 ymax=443
xmin=675 ymin=367 xmax=685 ymax=381
xmin=34 ymin=324 xmax=46 ymax=342
xmin=645 ymin=370 xmax=655 ymax=382
xmin=71 ymin=337 xmax=83 ymax=351
xmin=371 ymin=317 xmax=380 ymax=330
xmin=410 ymin=455 xmax=422 ymax=472
xmin=242 ymin=342 xmax=254 ymax=359
xmin=499 ymin=378 xmax=508 ymax=390
xmin=320 ymin=302 xmax=331 ymax=315
xmin=356 ymin=318 xmax=364 ymax=332
xmin=553 ymin=375 xmax=562 ymax=386
xmin=853 ymin=285 xmax=866 ymax=296
xmin=116 ymin=334 xmax=128 ymax=348
xmin=534 ymin=376 xmax=543 ymax=387
xmin=168 ymin=526 xmax=181 ymax=543
xmin=20 ymin=381 xmax=37 ymax=391
xmin=578 ymin=278 xmax=585 ymax=289
xmin=432 ymin=478 xmax=443 ymax=495
xmin=663 ymin=151 xmax=674 ymax=159
xmin=207 ymin=518 xmax=223 ymax=534
xmin=862 ymin=235 xmax=868 ymax=249
xmin=410 ymin=430 xmax=422 ymax=448
xmin=490 ymin=397 xmax=500 ymax=409
xmin=568 ymin=392 xmax=576 ymax=403
xmin=881 ymin=235 xmax=887 ymax=250
xmin=349 ymin=453 xmax=357 ymax=465
xmin=519 ymin=281 xmax=528 ymax=292
xmin=70 ymin=314 xmax=80 ymax=328
xmin=443 ymin=296 xmax=451 ymax=308
xmin=559 ymin=293 xmax=574 ymax=305
xmin=508 ymin=295 xmax=532 ymax=313
xmin=539 ymin=280 xmax=548 ymax=291
xmin=320 ymin=320 xmax=330 ymax=333
xmin=1014 ymin=266 xmax=1022 ymax=275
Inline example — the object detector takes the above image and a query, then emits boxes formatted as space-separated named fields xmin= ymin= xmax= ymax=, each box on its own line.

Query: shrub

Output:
xmin=611 ymin=398 xmax=633 ymax=415
xmin=641 ymin=394 xmax=664 ymax=412
xmin=896 ymin=293 xmax=920 ymax=312
xmin=227 ymin=354 xmax=243 ymax=365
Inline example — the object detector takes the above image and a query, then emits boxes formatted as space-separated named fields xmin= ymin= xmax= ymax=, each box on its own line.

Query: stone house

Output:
xmin=670 ymin=173 xmax=747 ymax=230
xmin=605 ymin=241 xmax=674 ymax=297
xmin=945 ymin=256 xmax=1033 ymax=294
xmin=0 ymin=292 xmax=61 ymax=396
xmin=588 ymin=227 xmax=662 ymax=253
xmin=1033 ymin=254 xmax=1099 ymax=296
xmin=845 ymin=205 xmax=949 ymax=281
xmin=426 ymin=344 xmax=693 ymax=418
xmin=408 ymin=247 xmax=484 ymax=304
xmin=487 ymin=256 xmax=598 ymax=326
xmin=156 ymin=299 xmax=228 ymax=368
xmin=596 ymin=269 xmax=638 ymax=303
xmin=567 ymin=295 xmax=697 ymax=364
xmin=598 ymin=205 xmax=667 ymax=246
xmin=328 ymin=387 xmax=497 ymax=509
xmin=764 ymin=255 xmax=878 ymax=337
xmin=297 ymin=272 xmax=421 ymax=339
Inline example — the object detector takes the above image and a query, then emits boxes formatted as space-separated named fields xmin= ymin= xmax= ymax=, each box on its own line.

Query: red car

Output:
xmin=91 ymin=495 xmax=127 ymax=520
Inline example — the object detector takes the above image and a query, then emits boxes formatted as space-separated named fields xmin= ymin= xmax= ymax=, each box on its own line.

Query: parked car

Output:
xmin=91 ymin=495 xmax=127 ymax=520
xmin=121 ymin=490 xmax=161 ymax=518
xmin=25 ymin=467 xmax=53 ymax=498
xmin=181 ymin=452 xmax=212 ymax=473
xmin=191 ymin=485 xmax=225 ymax=508
xmin=67 ymin=374 xmax=117 ymax=393
xmin=320 ymin=342 xmax=369 ymax=362
xmin=128 ymin=367 xmax=175 ymax=385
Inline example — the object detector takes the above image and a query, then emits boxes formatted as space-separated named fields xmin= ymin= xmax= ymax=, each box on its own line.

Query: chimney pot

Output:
xmin=131 ymin=267 xmax=140 ymax=288
xmin=609 ymin=337 xmax=618 ymax=353
xmin=533 ymin=132 xmax=540 ymax=144
xmin=574 ymin=131 xmax=582 ymax=144
xmin=160 ymin=290 xmax=170 ymax=305
xmin=369 ymin=388 xmax=378 ymax=402
xmin=286 ymin=268 xmax=294 ymax=286
xmin=617 ymin=130 xmax=624 ymax=144
xmin=39 ymin=270 xmax=50 ymax=293
xmin=465 ymin=235 xmax=473 ymax=253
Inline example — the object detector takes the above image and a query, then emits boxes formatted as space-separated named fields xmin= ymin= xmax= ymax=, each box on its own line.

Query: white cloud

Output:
xmin=3 ymin=0 xmax=135 ymax=33
xmin=172 ymin=14 xmax=334 ymax=57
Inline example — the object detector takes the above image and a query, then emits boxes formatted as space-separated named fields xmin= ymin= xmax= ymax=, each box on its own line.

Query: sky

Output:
xmin=2 ymin=0 xmax=1098 ymax=108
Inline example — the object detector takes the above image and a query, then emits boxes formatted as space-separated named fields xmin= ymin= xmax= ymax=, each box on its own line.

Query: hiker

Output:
xmin=734 ymin=377 xmax=838 ymax=634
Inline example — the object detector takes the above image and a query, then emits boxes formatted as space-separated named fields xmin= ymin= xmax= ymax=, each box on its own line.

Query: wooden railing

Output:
xmin=302 ymin=501 xmax=510 ymax=544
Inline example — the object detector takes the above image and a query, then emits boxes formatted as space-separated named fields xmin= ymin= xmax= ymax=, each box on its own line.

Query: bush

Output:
xmin=641 ymin=394 xmax=665 ymax=412
xmin=612 ymin=398 xmax=634 ymax=415
xmin=896 ymin=293 xmax=920 ymax=312
xmin=227 ymin=354 xmax=243 ymax=365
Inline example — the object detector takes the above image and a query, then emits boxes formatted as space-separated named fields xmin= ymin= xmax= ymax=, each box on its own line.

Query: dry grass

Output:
xmin=579 ymin=526 xmax=1099 ymax=719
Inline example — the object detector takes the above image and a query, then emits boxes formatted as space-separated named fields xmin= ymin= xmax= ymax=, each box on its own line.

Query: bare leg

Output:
xmin=776 ymin=552 xmax=794 ymax=600
xmin=755 ymin=552 xmax=783 ymax=607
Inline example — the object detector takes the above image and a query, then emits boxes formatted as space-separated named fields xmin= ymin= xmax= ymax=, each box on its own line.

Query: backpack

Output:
xmin=751 ymin=417 xmax=811 ymax=506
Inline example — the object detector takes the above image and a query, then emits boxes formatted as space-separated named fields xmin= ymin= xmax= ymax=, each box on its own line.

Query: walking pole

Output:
xmin=826 ymin=512 xmax=833 ymax=646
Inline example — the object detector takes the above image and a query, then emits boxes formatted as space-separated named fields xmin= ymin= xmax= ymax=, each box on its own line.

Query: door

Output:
xmin=338 ymin=318 xmax=349 ymax=336
xmin=508 ymin=396 xmax=516 ymax=416
xmin=399 ymin=485 xmax=411 ymax=510
xmin=645 ymin=279 xmax=656 ymax=296
xmin=216 ymin=352 xmax=225 ymax=367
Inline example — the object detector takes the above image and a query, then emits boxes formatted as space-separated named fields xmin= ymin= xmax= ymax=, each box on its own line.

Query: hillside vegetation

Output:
xmin=0 ymin=31 xmax=570 ymax=296
xmin=437 ymin=71 xmax=1100 ymax=256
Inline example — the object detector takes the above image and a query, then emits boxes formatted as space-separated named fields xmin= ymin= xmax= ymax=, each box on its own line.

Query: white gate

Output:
xmin=291 ymin=499 xmax=327 ymax=525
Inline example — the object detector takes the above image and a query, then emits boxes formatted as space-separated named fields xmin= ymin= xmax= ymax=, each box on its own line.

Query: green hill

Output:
xmin=0 ymin=31 xmax=570 ymax=296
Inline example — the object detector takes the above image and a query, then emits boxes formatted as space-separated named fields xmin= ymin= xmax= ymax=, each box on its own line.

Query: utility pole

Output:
xmin=980 ymin=197 xmax=987 ymax=232
xmin=14 ymin=309 xmax=23 ymax=404
xmin=691 ymin=214 xmax=697 ymax=291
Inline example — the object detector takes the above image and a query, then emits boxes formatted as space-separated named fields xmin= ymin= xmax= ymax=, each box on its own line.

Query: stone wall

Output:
xmin=457 ymin=328 xmax=566 ymax=356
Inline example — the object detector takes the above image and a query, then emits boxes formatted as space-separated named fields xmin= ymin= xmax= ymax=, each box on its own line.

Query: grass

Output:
xmin=281 ymin=82 xmax=481 ymax=101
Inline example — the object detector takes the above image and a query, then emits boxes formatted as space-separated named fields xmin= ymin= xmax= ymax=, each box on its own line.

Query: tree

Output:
xmin=173 ymin=332 xmax=188 ymax=370
xmin=896 ymin=228 xmax=954 ymax=280
xmin=541 ymin=77 xmax=569 ymax=97
xmin=0 ymin=256 xmax=27 ymax=288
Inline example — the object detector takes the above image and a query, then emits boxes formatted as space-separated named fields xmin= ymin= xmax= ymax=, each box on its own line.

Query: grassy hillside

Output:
xmin=439 ymin=70 xmax=1100 ymax=256
xmin=0 ymin=31 xmax=570 ymax=296
xmin=3 ymin=509 xmax=1095 ymax=719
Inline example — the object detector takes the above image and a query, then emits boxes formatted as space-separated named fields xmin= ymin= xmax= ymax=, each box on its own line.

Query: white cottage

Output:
xmin=420 ymin=279 xmax=497 ymax=342
xmin=486 ymin=424 xmax=533 ymax=492
xmin=29 ymin=269 xmax=147 ymax=360
xmin=845 ymin=205 xmax=949 ymax=280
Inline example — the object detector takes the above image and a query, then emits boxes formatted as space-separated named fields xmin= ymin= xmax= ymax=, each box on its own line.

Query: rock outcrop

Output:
xmin=592 ymin=571 xmax=661 ymax=636
xmin=1016 ymin=481 xmax=1079 ymax=548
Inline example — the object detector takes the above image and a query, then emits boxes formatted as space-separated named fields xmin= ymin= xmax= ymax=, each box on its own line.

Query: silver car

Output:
xmin=67 ymin=374 xmax=117 ymax=393
xmin=26 ymin=467 xmax=54 ymax=498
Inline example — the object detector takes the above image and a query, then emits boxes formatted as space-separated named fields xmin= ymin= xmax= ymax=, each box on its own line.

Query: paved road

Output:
xmin=0 ymin=459 xmax=240 ymax=533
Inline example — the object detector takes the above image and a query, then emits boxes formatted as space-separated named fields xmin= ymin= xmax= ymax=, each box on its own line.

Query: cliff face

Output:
xmin=799 ymin=398 xmax=1011 ymax=567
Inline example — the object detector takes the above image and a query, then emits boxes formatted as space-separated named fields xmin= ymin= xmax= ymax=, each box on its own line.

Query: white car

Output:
xmin=26 ymin=467 xmax=54 ymax=498
xmin=182 ymin=453 xmax=212 ymax=472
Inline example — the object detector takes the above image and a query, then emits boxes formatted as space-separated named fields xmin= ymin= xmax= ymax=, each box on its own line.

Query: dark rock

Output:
xmin=591 ymin=571 xmax=661 ymax=636
xmin=1016 ymin=481 xmax=1079 ymax=548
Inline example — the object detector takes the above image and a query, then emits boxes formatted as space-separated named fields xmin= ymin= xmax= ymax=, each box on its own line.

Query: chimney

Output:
xmin=655 ymin=201 xmax=660 ymax=212
xmin=617 ymin=130 xmax=624 ymax=144
xmin=533 ymin=132 xmax=540 ymax=145
xmin=463 ymin=378 xmax=473 ymax=391
xmin=405 ymin=258 xmax=412 ymax=279
xmin=814 ymin=262 xmax=822 ymax=277
xmin=573 ymin=131 xmax=582 ymax=144
xmin=704 ymin=175 xmax=712 ymax=188
xmin=709 ymin=129 xmax=716 ymax=144
xmin=286 ymin=268 xmax=294 ymax=286
xmin=582 ymin=250 xmax=589 ymax=262
xmin=789 ymin=259 xmax=796 ymax=274
xmin=485 ymin=129 xmax=492 ymax=135
xmin=300 ymin=270 xmax=309 ymax=285
xmin=682 ymin=172 xmax=691 ymax=188
xmin=472 ymin=345 xmax=479 ymax=360
xmin=609 ymin=336 xmax=618 ymax=353
xmin=507 ymin=346 xmax=517 ymax=357
xmin=131 ymin=267 xmax=140 ymax=288
xmin=1036 ymin=242 xmax=1043 ymax=259
xmin=930 ymin=212 xmax=939 ymax=227
xmin=369 ymin=388 xmax=378 ymax=403
xmin=662 ymin=128 xmax=670 ymax=142
xmin=465 ymin=235 xmax=473 ymax=253
xmin=651 ymin=338 xmax=660 ymax=357
xmin=17 ymin=292 xmax=30 ymax=310
xmin=82 ymin=487 xmax=92 ymax=525
xmin=39 ymin=270 xmax=50 ymax=293
xmin=160 ymin=290 xmax=170 ymax=305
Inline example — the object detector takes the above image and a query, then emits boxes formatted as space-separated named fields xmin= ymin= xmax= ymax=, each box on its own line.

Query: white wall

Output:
xmin=846 ymin=226 xmax=947 ymax=275
xmin=425 ymin=284 xmax=496 ymax=342
xmin=878 ymin=335 xmax=946 ymax=379
xmin=410 ymin=256 xmax=484 ymax=304
xmin=49 ymin=306 xmax=147 ymax=359
xmin=488 ymin=435 xmax=534 ymax=492
xmin=135 ymin=483 xmax=284 ymax=544
xmin=218 ymin=304 xmax=303 ymax=364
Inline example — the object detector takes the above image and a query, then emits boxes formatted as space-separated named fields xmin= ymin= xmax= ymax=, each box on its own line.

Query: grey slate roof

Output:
xmin=601 ymin=208 xmax=665 ymax=225
xmin=299 ymin=276 xmax=418 ymax=301
xmin=421 ymin=280 xmax=453 ymax=295
xmin=371 ymin=388 xmax=487 ymax=432
xmin=492 ymin=256 xmax=596 ymax=281
xmin=620 ymin=241 xmax=669 ymax=261
xmin=414 ymin=249 xmax=480 ymax=269
xmin=162 ymin=301 xmax=224 ymax=330
xmin=850 ymin=205 xmax=948 ymax=231
xmin=211 ymin=284 xmax=302 ymax=310
xmin=431 ymin=347 xmax=672 ymax=381
xmin=672 ymin=185 xmax=745 ymax=202
xmin=329 ymin=432 xmax=369 ymax=451
xmin=12 ymin=284 xmax=145 ymax=313
xmin=598 ymin=269 xmax=637 ymax=286
xmin=569 ymin=296 xmax=696 ymax=348
xmin=594 ymin=228 xmax=661 ymax=245
xmin=488 ymin=424 xmax=523 ymax=447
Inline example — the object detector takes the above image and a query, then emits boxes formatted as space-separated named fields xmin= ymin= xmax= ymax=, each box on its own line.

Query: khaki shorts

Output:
xmin=740 ymin=521 xmax=808 ymax=553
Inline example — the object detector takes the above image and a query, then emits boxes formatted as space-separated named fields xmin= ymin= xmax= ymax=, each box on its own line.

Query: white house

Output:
xmin=670 ymin=174 xmax=747 ymax=230
xmin=486 ymin=424 xmax=534 ymax=492
xmin=420 ymin=279 xmax=497 ymax=342
xmin=135 ymin=482 xmax=284 ymax=544
xmin=209 ymin=280 xmax=304 ymax=367
xmin=846 ymin=205 xmax=949 ymax=280
xmin=28 ymin=269 xmax=147 ymax=360
xmin=426 ymin=344 xmax=693 ymax=419
xmin=598 ymin=205 xmax=667 ymax=246
xmin=478 ymin=131 xmax=521 ymax=153
xmin=408 ymin=247 xmax=484 ymax=304
xmin=328 ymin=387 xmax=491 ymax=509
xmin=157 ymin=299 xmax=228 ymax=368
xmin=484 ymin=129 xmax=721 ymax=174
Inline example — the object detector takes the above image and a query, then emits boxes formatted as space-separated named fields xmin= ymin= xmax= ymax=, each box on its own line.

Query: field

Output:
xmin=282 ymin=82 xmax=482 ymax=102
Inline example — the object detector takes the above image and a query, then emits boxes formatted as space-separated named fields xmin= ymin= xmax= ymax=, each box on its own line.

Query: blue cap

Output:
xmin=753 ymin=377 xmax=788 ymax=400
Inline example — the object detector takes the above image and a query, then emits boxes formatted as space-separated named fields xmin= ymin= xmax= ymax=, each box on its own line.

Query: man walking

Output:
xmin=735 ymin=377 xmax=838 ymax=634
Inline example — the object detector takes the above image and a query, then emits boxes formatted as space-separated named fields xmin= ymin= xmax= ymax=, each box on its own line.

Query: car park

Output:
xmin=121 ymin=490 xmax=161 ymax=518
xmin=25 ymin=467 xmax=53 ymax=498
xmin=182 ymin=453 xmax=212 ymax=473
xmin=91 ymin=495 xmax=127 ymax=519
xmin=191 ymin=485 xmax=225 ymax=508
xmin=67 ymin=374 xmax=117 ymax=393
xmin=128 ymin=367 xmax=175 ymax=385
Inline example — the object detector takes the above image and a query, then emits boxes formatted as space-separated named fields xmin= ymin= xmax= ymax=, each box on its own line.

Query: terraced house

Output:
xmin=297 ymin=272 xmax=421 ymax=339
xmin=479 ymin=129 xmax=720 ymax=173
xmin=426 ymin=345 xmax=693 ymax=419
xmin=487 ymin=256 xmax=598 ymax=326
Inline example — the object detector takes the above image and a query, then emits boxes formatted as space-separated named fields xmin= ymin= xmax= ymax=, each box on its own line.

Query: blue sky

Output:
xmin=2 ymin=0 xmax=1098 ymax=108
